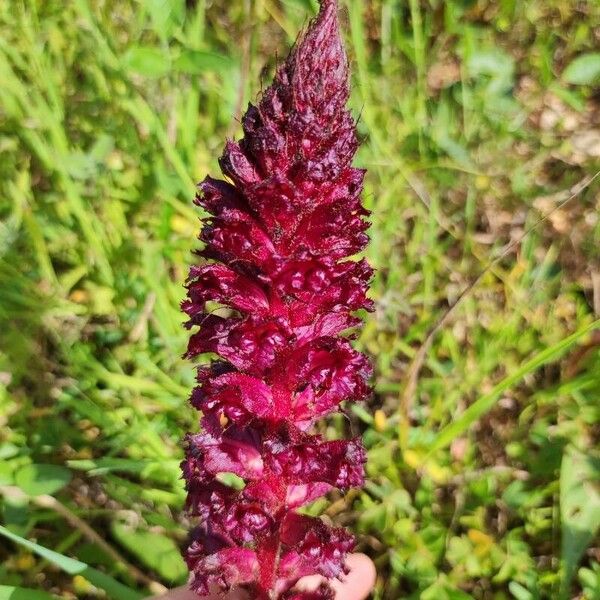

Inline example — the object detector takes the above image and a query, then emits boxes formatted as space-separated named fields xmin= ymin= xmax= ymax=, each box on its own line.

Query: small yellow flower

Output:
xmin=73 ymin=575 xmax=99 ymax=596
xmin=373 ymin=409 xmax=387 ymax=432
xmin=15 ymin=553 xmax=35 ymax=571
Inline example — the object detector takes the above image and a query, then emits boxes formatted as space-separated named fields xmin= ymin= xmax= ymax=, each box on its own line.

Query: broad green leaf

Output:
xmin=0 ymin=526 xmax=143 ymax=600
xmin=0 ymin=442 xmax=19 ymax=459
xmin=111 ymin=522 xmax=187 ymax=583
xmin=563 ymin=53 xmax=600 ymax=85
xmin=509 ymin=581 xmax=535 ymax=600
xmin=0 ymin=586 xmax=56 ymax=599
xmin=559 ymin=447 xmax=600 ymax=599
xmin=578 ymin=564 xmax=600 ymax=598
xmin=467 ymin=49 xmax=515 ymax=79
xmin=0 ymin=461 xmax=13 ymax=485
xmin=429 ymin=320 xmax=600 ymax=453
xmin=174 ymin=50 xmax=235 ymax=75
xmin=14 ymin=464 xmax=71 ymax=496
xmin=466 ymin=48 xmax=515 ymax=94
xmin=123 ymin=47 xmax=170 ymax=78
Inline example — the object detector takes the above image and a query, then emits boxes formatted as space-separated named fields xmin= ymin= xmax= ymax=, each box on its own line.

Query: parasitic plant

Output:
xmin=181 ymin=0 xmax=372 ymax=597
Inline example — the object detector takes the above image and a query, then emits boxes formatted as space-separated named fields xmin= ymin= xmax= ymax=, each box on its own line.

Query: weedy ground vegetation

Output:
xmin=0 ymin=1 xmax=599 ymax=599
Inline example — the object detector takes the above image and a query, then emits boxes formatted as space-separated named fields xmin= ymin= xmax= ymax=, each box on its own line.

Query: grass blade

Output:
xmin=0 ymin=526 xmax=144 ymax=600
xmin=0 ymin=587 xmax=56 ymax=600
xmin=428 ymin=319 xmax=600 ymax=454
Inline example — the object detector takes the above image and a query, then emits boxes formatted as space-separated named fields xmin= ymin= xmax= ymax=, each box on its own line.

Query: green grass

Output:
xmin=1 ymin=0 xmax=600 ymax=598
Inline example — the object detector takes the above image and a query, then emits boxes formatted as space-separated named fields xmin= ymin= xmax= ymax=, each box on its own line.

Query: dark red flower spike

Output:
xmin=182 ymin=1 xmax=372 ymax=597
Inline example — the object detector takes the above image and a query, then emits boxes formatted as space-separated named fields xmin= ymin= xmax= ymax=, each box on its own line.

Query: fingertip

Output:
xmin=347 ymin=553 xmax=376 ymax=584
xmin=332 ymin=553 xmax=376 ymax=599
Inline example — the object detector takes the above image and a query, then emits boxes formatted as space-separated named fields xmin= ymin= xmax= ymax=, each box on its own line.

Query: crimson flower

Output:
xmin=181 ymin=1 xmax=372 ymax=597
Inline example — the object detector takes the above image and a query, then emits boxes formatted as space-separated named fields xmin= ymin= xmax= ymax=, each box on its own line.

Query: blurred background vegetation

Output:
xmin=1 ymin=0 xmax=600 ymax=598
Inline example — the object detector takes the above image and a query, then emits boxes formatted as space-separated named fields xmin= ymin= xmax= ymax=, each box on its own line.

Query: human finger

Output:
xmin=293 ymin=553 xmax=376 ymax=600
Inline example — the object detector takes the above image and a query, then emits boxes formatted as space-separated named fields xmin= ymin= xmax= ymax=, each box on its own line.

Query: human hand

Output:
xmin=148 ymin=553 xmax=375 ymax=600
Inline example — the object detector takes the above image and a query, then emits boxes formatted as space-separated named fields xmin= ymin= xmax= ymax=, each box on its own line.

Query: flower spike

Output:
xmin=182 ymin=1 xmax=372 ymax=597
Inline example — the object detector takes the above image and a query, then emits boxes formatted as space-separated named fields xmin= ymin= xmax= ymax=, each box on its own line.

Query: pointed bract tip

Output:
xmin=288 ymin=0 xmax=347 ymax=94
xmin=316 ymin=0 xmax=340 ymax=25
